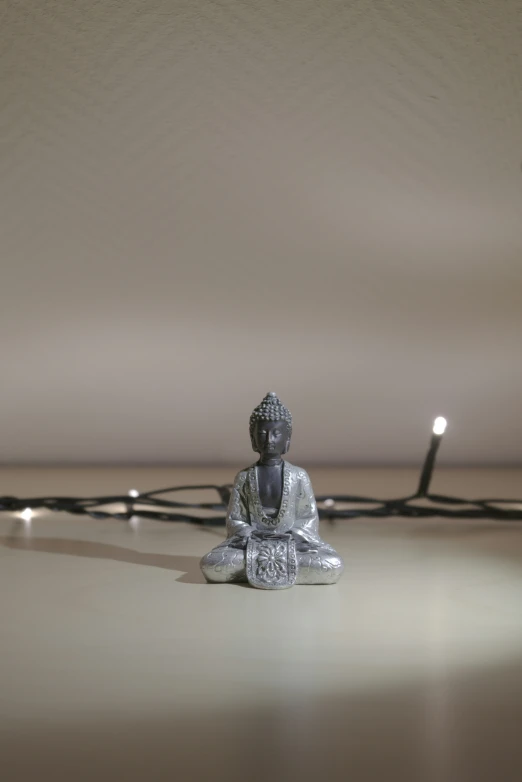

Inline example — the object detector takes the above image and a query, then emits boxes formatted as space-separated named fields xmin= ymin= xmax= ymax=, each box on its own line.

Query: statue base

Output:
xmin=246 ymin=532 xmax=297 ymax=590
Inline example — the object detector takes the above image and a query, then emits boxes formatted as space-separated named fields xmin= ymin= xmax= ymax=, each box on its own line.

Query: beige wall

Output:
xmin=1 ymin=0 xmax=521 ymax=465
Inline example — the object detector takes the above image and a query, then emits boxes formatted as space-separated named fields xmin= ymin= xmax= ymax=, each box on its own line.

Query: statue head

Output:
xmin=249 ymin=392 xmax=292 ymax=457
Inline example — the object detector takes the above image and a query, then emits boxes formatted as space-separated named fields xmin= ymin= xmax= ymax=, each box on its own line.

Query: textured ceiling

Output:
xmin=1 ymin=0 xmax=521 ymax=465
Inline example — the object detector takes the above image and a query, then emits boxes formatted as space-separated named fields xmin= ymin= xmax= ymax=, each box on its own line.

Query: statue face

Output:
xmin=253 ymin=419 xmax=290 ymax=456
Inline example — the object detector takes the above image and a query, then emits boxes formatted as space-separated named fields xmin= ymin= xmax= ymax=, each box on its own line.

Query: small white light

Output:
xmin=21 ymin=507 xmax=33 ymax=522
xmin=433 ymin=416 xmax=447 ymax=435
xmin=128 ymin=489 xmax=139 ymax=498
xmin=323 ymin=498 xmax=336 ymax=508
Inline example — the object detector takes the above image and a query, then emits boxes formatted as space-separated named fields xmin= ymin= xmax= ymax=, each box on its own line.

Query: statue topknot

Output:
xmin=249 ymin=392 xmax=293 ymax=446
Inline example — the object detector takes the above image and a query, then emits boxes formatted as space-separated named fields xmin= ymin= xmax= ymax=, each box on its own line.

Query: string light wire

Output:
xmin=2 ymin=419 xmax=521 ymax=524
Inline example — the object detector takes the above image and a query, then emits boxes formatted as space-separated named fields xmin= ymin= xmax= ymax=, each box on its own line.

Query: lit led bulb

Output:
xmin=433 ymin=417 xmax=447 ymax=436
xmin=128 ymin=489 xmax=139 ymax=498
xmin=21 ymin=507 xmax=33 ymax=522
xmin=323 ymin=498 xmax=336 ymax=508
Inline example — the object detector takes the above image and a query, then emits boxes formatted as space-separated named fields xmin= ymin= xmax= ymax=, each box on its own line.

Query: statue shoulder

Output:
xmin=232 ymin=467 xmax=251 ymax=488
xmin=285 ymin=461 xmax=310 ymax=482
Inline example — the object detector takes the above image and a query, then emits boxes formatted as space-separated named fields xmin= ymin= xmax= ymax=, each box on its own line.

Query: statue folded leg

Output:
xmin=293 ymin=536 xmax=343 ymax=584
xmin=295 ymin=546 xmax=344 ymax=584
xmin=200 ymin=541 xmax=247 ymax=583
xmin=201 ymin=536 xmax=343 ymax=585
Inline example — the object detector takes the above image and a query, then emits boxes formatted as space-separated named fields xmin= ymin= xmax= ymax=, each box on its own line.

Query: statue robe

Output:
xmin=200 ymin=461 xmax=344 ymax=584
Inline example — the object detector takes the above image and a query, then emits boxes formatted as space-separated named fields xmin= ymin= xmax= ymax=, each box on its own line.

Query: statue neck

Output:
xmin=257 ymin=455 xmax=284 ymax=467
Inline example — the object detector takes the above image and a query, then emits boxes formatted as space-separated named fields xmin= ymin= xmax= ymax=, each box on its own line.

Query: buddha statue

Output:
xmin=200 ymin=392 xmax=344 ymax=588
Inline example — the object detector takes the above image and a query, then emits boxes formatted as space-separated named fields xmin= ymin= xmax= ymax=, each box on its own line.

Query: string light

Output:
xmin=1 ymin=419 xmax=521 ymax=523
xmin=416 ymin=416 xmax=448 ymax=497
xmin=433 ymin=416 xmax=447 ymax=435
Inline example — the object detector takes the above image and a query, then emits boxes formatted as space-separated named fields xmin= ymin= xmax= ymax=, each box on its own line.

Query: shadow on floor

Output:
xmin=0 ymin=535 xmax=206 ymax=584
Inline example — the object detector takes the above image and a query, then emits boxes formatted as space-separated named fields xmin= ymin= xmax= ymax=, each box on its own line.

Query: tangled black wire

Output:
xmin=1 ymin=483 xmax=521 ymax=524
xmin=2 ymin=424 xmax=520 ymax=523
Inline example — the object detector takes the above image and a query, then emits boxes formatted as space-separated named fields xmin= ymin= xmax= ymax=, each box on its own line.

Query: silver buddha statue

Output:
xmin=200 ymin=392 xmax=344 ymax=589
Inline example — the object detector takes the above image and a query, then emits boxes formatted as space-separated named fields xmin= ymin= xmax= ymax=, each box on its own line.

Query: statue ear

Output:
xmin=283 ymin=438 xmax=291 ymax=454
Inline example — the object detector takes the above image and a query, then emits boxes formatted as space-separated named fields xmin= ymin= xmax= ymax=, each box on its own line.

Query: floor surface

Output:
xmin=1 ymin=467 xmax=522 ymax=781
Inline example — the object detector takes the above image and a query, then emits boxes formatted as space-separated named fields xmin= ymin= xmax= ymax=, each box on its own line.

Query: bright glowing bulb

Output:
xmin=323 ymin=498 xmax=336 ymax=508
xmin=433 ymin=417 xmax=447 ymax=435
xmin=128 ymin=489 xmax=139 ymax=498
xmin=21 ymin=507 xmax=33 ymax=522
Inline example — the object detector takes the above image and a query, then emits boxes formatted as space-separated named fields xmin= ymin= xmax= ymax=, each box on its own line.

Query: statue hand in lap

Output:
xmin=200 ymin=392 xmax=344 ymax=587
